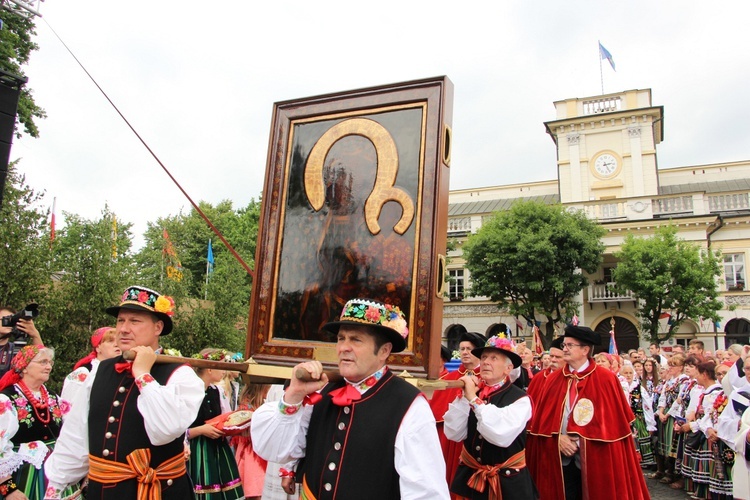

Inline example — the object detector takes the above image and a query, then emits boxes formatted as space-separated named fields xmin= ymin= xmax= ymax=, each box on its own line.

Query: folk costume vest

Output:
xmin=86 ymin=356 xmax=192 ymax=499
xmin=299 ymin=369 xmax=420 ymax=500
xmin=451 ymin=382 xmax=536 ymax=499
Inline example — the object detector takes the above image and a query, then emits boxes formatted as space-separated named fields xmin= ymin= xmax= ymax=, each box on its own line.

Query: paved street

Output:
xmin=644 ymin=474 xmax=690 ymax=500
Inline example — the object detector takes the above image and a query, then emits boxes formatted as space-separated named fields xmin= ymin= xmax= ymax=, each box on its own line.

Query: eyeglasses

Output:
xmin=561 ymin=343 xmax=583 ymax=350
xmin=31 ymin=359 xmax=54 ymax=366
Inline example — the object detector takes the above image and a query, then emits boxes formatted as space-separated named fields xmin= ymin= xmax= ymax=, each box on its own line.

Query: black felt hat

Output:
xmin=563 ymin=325 xmax=600 ymax=346
xmin=549 ymin=336 xmax=565 ymax=350
xmin=459 ymin=331 xmax=486 ymax=350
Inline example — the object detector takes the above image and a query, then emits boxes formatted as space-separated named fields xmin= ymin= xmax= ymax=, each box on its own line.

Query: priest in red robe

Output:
xmin=429 ymin=331 xmax=485 ymax=496
xmin=526 ymin=325 xmax=650 ymax=500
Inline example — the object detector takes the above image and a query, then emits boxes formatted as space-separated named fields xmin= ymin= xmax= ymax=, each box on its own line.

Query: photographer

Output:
xmin=0 ymin=306 xmax=43 ymax=378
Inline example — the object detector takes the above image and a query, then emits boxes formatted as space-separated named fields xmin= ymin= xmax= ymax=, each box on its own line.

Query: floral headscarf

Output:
xmin=0 ymin=344 xmax=43 ymax=391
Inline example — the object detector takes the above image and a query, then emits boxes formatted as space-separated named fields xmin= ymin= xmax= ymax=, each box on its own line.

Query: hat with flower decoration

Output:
xmin=471 ymin=334 xmax=522 ymax=368
xmin=322 ymin=298 xmax=409 ymax=353
xmin=106 ymin=285 xmax=175 ymax=335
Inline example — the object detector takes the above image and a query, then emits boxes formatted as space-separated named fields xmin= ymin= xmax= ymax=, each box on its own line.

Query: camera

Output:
xmin=1 ymin=303 xmax=39 ymax=341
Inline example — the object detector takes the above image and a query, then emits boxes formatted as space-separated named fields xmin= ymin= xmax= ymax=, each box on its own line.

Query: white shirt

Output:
xmin=44 ymin=360 xmax=204 ymax=491
xmin=443 ymin=389 xmax=532 ymax=448
xmin=251 ymin=376 xmax=450 ymax=500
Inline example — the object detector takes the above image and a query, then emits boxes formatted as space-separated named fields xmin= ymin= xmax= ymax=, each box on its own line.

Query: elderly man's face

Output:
xmin=480 ymin=350 xmax=513 ymax=386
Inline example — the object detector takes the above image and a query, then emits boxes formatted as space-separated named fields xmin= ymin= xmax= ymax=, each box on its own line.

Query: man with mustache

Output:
xmin=251 ymin=298 xmax=450 ymax=499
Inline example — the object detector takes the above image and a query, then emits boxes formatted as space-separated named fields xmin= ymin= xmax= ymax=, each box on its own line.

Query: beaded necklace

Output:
xmin=17 ymin=380 xmax=51 ymax=424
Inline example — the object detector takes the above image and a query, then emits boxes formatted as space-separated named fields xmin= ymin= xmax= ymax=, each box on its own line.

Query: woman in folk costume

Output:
xmin=675 ymin=360 xmax=721 ymax=498
xmin=621 ymin=363 xmax=657 ymax=468
xmin=652 ymin=353 xmax=688 ymax=484
xmin=0 ymin=346 xmax=79 ymax=499
xmin=672 ymin=355 xmax=705 ymax=491
xmin=60 ymin=327 xmax=120 ymax=409
xmin=232 ymin=383 xmax=270 ymax=500
xmin=717 ymin=360 xmax=750 ymax=499
xmin=186 ymin=349 xmax=244 ymax=500
xmin=702 ymin=365 xmax=735 ymax=500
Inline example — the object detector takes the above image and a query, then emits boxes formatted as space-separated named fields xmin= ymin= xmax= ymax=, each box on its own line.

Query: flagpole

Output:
xmin=597 ymin=41 xmax=604 ymax=95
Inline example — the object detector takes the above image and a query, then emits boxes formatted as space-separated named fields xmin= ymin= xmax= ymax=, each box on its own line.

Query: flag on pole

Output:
xmin=571 ymin=314 xmax=579 ymax=326
xmin=163 ymin=229 xmax=183 ymax=282
xmin=608 ymin=329 xmax=618 ymax=355
xmin=659 ymin=311 xmax=671 ymax=320
xmin=599 ymin=41 xmax=616 ymax=71
xmin=515 ymin=317 xmax=525 ymax=330
xmin=207 ymin=239 xmax=214 ymax=275
xmin=50 ymin=197 xmax=56 ymax=242
xmin=532 ymin=326 xmax=544 ymax=356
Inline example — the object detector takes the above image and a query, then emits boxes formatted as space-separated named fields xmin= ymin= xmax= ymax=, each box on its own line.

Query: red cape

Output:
xmin=526 ymin=366 xmax=553 ymax=406
xmin=526 ymin=361 xmax=650 ymax=499
xmin=428 ymin=364 xmax=479 ymax=498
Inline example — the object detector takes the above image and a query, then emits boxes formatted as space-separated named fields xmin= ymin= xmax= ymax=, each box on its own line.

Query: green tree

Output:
xmin=135 ymin=199 xmax=260 ymax=356
xmin=612 ymin=225 xmax=723 ymax=344
xmin=0 ymin=161 xmax=51 ymax=307
xmin=41 ymin=207 xmax=136 ymax=392
xmin=0 ymin=9 xmax=46 ymax=137
xmin=463 ymin=200 xmax=605 ymax=345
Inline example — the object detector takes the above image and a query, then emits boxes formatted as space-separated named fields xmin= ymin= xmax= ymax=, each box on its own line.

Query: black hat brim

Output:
xmin=470 ymin=346 xmax=522 ymax=368
xmin=105 ymin=304 xmax=173 ymax=336
xmin=322 ymin=320 xmax=406 ymax=353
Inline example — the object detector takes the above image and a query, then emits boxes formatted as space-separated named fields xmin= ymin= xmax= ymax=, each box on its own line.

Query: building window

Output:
xmin=449 ymin=269 xmax=465 ymax=300
xmin=724 ymin=253 xmax=745 ymax=290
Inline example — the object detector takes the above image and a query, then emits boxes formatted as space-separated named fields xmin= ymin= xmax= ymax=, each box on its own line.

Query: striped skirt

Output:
xmin=188 ymin=435 xmax=245 ymax=500
xmin=656 ymin=416 xmax=679 ymax=458
xmin=633 ymin=415 xmax=655 ymax=466
xmin=708 ymin=441 xmax=734 ymax=499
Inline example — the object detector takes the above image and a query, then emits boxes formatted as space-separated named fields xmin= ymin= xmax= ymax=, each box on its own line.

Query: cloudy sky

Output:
xmin=11 ymin=0 xmax=750 ymax=249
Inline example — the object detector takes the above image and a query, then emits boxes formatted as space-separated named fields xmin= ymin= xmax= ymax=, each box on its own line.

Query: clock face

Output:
xmin=594 ymin=153 xmax=618 ymax=177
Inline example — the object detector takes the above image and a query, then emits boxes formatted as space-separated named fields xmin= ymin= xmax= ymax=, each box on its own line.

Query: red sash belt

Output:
xmin=460 ymin=446 xmax=526 ymax=500
xmin=88 ymin=448 xmax=186 ymax=500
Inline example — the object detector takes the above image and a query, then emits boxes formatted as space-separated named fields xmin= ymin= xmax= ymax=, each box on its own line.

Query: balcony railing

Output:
xmin=582 ymin=97 xmax=622 ymax=115
xmin=652 ymin=195 xmax=693 ymax=216
xmin=588 ymin=282 xmax=635 ymax=302
xmin=709 ymin=192 xmax=750 ymax=212
xmin=448 ymin=217 xmax=472 ymax=233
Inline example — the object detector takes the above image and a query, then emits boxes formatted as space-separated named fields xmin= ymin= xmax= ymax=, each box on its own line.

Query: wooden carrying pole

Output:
xmin=124 ymin=351 xmax=467 ymax=392
xmin=122 ymin=351 xmax=249 ymax=373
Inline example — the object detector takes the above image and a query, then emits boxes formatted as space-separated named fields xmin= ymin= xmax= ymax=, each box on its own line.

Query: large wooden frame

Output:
xmin=247 ymin=76 xmax=453 ymax=379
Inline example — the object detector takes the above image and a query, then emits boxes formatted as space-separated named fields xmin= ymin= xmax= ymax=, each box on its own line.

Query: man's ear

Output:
xmin=379 ymin=342 xmax=393 ymax=359
xmin=154 ymin=319 xmax=164 ymax=336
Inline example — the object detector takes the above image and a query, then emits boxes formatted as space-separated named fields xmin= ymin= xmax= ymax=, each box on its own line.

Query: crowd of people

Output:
xmin=1 ymin=287 xmax=750 ymax=499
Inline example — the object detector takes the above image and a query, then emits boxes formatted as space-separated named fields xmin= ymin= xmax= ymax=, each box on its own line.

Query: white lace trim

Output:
xmin=0 ymin=452 xmax=23 ymax=477
xmin=17 ymin=440 xmax=49 ymax=469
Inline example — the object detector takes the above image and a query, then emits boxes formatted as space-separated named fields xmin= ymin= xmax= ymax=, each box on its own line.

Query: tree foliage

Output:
xmin=0 ymin=161 xmax=51 ymax=306
xmin=612 ymin=225 xmax=723 ymax=344
xmin=0 ymin=9 xmax=46 ymax=137
xmin=135 ymin=199 xmax=261 ymax=356
xmin=39 ymin=208 xmax=136 ymax=392
xmin=463 ymin=201 xmax=605 ymax=345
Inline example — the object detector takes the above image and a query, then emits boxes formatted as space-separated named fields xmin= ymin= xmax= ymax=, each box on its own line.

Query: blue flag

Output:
xmin=599 ymin=41 xmax=616 ymax=71
xmin=207 ymin=239 xmax=214 ymax=274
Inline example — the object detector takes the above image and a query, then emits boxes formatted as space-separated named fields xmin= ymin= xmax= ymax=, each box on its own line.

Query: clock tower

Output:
xmin=544 ymin=89 xmax=664 ymax=204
